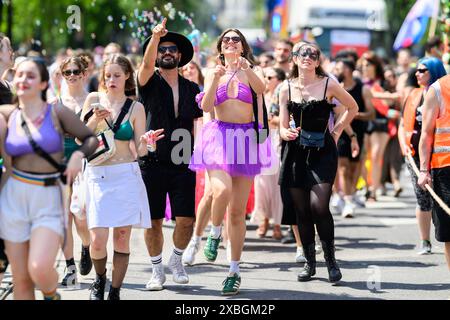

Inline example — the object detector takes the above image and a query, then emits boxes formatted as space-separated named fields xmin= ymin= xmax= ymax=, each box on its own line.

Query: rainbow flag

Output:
xmin=393 ymin=0 xmax=440 ymax=51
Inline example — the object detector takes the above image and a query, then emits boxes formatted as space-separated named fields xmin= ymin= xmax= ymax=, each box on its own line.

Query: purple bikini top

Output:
xmin=5 ymin=105 xmax=63 ymax=157
xmin=196 ymin=70 xmax=253 ymax=108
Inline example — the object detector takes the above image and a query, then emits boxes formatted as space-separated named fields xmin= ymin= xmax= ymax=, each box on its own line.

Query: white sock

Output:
xmin=173 ymin=247 xmax=184 ymax=258
xmin=151 ymin=254 xmax=162 ymax=266
xmin=229 ymin=260 xmax=240 ymax=275
xmin=193 ymin=236 xmax=202 ymax=244
xmin=210 ymin=225 xmax=222 ymax=239
xmin=296 ymin=246 xmax=303 ymax=253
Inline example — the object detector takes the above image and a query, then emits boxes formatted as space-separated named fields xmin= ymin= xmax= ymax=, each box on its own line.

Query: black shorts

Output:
xmin=337 ymin=132 xmax=365 ymax=162
xmin=139 ymin=157 xmax=196 ymax=220
xmin=431 ymin=167 xmax=450 ymax=242
xmin=0 ymin=238 xmax=8 ymax=273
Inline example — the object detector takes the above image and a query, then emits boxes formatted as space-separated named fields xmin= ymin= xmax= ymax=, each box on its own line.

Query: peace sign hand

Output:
xmin=152 ymin=18 xmax=168 ymax=39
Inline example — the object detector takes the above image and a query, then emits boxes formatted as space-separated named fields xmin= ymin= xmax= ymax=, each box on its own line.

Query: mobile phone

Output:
xmin=92 ymin=103 xmax=106 ymax=111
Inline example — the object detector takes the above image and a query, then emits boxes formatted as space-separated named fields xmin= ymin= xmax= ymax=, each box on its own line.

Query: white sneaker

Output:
xmin=168 ymin=254 xmax=189 ymax=284
xmin=330 ymin=194 xmax=344 ymax=214
xmin=315 ymin=234 xmax=322 ymax=255
xmin=352 ymin=194 xmax=366 ymax=208
xmin=145 ymin=264 xmax=166 ymax=291
xmin=295 ymin=247 xmax=306 ymax=263
xmin=182 ymin=239 xmax=200 ymax=266
xmin=342 ymin=201 xmax=355 ymax=218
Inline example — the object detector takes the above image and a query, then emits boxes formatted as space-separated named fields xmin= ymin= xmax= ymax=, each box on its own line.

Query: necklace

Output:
xmin=21 ymin=103 xmax=48 ymax=127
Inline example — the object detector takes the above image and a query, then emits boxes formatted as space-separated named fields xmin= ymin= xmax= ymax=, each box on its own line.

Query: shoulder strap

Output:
xmin=323 ymin=77 xmax=330 ymax=100
xmin=287 ymin=80 xmax=291 ymax=101
xmin=110 ymin=98 xmax=133 ymax=133
xmin=20 ymin=111 xmax=64 ymax=173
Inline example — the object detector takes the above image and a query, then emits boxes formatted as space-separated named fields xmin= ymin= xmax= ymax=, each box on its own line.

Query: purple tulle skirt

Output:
xmin=189 ymin=120 xmax=274 ymax=177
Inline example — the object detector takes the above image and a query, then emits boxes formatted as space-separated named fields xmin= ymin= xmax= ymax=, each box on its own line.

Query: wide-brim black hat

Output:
xmin=142 ymin=32 xmax=194 ymax=68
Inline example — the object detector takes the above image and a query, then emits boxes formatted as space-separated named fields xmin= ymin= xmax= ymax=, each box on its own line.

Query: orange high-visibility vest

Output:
xmin=431 ymin=75 xmax=450 ymax=169
xmin=402 ymin=87 xmax=424 ymax=156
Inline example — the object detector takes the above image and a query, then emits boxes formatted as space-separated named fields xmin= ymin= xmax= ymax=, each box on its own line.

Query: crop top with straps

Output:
xmin=110 ymin=99 xmax=135 ymax=141
xmin=196 ymin=70 xmax=253 ymax=107
xmin=5 ymin=105 xmax=63 ymax=157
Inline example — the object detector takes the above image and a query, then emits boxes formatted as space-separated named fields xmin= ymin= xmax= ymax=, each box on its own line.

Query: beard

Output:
xmin=158 ymin=56 xmax=180 ymax=69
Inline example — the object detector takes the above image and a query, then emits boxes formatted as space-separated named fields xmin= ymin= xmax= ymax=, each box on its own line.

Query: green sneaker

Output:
xmin=222 ymin=273 xmax=241 ymax=296
xmin=204 ymin=235 xmax=221 ymax=262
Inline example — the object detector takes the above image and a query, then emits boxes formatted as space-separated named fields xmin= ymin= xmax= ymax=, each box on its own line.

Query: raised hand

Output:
xmin=213 ymin=64 xmax=227 ymax=79
xmin=152 ymin=17 xmax=168 ymax=39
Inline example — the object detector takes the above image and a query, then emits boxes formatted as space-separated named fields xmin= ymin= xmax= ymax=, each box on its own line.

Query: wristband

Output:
xmin=419 ymin=169 xmax=429 ymax=173
xmin=349 ymin=133 xmax=357 ymax=139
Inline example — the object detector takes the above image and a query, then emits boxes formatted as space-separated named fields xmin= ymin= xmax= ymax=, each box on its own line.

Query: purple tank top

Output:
xmin=5 ymin=105 xmax=63 ymax=157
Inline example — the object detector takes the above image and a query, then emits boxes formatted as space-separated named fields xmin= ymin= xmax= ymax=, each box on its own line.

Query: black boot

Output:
xmin=107 ymin=285 xmax=121 ymax=300
xmin=79 ymin=245 xmax=93 ymax=276
xmin=89 ymin=271 xmax=107 ymax=300
xmin=297 ymin=243 xmax=316 ymax=282
xmin=321 ymin=241 xmax=342 ymax=283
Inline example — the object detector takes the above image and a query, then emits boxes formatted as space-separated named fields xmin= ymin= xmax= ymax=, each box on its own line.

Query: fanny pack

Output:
xmin=298 ymin=110 xmax=328 ymax=150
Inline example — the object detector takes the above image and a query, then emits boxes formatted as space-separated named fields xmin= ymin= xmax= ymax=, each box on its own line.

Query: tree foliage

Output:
xmin=0 ymin=0 xmax=207 ymax=55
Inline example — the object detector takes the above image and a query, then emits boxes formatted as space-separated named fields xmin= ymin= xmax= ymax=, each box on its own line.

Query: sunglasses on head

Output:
xmin=416 ymin=68 xmax=428 ymax=74
xmin=158 ymin=45 xmax=178 ymax=54
xmin=62 ymin=69 xmax=82 ymax=77
xmin=222 ymin=36 xmax=241 ymax=44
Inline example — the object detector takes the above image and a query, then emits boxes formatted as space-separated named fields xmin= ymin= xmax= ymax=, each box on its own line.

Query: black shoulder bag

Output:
xmin=251 ymin=87 xmax=269 ymax=144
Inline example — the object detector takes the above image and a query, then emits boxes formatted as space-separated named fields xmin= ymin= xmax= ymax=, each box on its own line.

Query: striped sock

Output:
xmin=151 ymin=254 xmax=162 ymax=265
xmin=173 ymin=247 xmax=184 ymax=258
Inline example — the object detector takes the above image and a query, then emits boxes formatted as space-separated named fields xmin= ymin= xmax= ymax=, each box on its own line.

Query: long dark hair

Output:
xmin=216 ymin=28 xmax=257 ymax=66
xmin=290 ymin=43 xmax=327 ymax=79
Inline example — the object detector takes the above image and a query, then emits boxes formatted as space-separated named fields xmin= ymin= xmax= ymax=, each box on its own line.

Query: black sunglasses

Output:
xmin=222 ymin=36 xmax=241 ymax=44
xmin=294 ymin=49 xmax=319 ymax=61
xmin=62 ymin=69 xmax=82 ymax=77
xmin=416 ymin=68 xmax=428 ymax=74
xmin=158 ymin=45 xmax=178 ymax=54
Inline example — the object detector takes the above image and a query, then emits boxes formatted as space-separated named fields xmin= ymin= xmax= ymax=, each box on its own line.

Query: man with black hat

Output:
xmin=138 ymin=18 xmax=202 ymax=291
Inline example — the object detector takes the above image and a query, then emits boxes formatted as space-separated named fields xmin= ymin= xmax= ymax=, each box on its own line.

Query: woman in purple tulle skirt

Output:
xmin=188 ymin=28 xmax=270 ymax=295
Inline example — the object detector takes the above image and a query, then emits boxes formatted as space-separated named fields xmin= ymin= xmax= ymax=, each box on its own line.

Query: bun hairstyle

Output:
xmin=216 ymin=28 xmax=257 ymax=67
xmin=99 ymin=54 xmax=135 ymax=92
xmin=60 ymin=55 xmax=89 ymax=74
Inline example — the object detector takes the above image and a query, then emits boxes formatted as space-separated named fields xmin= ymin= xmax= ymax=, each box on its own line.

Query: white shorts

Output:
xmin=85 ymin=162 xmax=151 ymax=229
xmin=0 ymin=170 xmax=65 ymax=243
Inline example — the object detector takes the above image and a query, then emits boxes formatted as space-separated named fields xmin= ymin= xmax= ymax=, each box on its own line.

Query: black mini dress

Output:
xmin=279 ymin=78 xmax=338 ymax=189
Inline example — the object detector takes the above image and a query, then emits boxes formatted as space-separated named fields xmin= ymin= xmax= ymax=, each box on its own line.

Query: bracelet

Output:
xmin=419 ymin=169 xmax=429 ymax=173
xmin=349 ymin=133 xmax=357 ymax=139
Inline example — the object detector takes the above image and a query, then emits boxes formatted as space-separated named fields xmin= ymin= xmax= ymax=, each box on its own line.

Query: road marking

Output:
xmin=379 ymin=218 xmax=417 ymax=225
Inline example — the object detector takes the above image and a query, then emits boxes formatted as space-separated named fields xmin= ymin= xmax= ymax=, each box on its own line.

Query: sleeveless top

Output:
xmin=287 ymin=77 xmax=335 ymax=133
xmin=5 ymin=105 xmax=63 ymax=157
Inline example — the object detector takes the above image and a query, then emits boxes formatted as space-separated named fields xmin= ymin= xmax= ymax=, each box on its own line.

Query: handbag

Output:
xmin=87 ymin=98 xmax=133 ymax=165
xmin=298 ymin=110 xmax=328 ymax=150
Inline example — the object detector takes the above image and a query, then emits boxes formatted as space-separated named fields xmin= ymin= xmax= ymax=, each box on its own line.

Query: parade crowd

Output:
xmin=0 ymin=17 xmax=449 ymax=300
